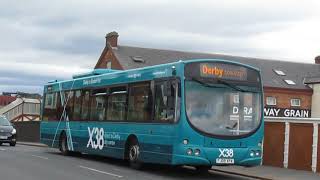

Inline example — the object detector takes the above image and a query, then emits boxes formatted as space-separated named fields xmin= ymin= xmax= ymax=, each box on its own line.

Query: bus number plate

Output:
xmin=216 ymin=158 xmax=234 ymax=164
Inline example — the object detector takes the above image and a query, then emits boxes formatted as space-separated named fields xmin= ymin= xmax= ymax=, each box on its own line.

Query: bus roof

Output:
xmin=44 ymin=59 xmax=260 ymax=92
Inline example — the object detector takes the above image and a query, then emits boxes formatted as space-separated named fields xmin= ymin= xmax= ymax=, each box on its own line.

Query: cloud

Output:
xmin=0 ymin=0 xmax=320 ymax=93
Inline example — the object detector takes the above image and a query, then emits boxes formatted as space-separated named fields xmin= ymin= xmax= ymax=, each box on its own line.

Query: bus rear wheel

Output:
xmin=128 ymin=140 xmax=142 ymax=169
xmin=59 ymin=133 xmax=70 ymax=156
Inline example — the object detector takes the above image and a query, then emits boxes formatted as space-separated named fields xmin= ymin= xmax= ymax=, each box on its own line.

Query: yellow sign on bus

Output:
xmin=200 ymin=63 xmax=247 ymax=81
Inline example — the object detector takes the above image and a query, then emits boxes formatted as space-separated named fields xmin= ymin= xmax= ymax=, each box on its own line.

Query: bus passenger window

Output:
xmin=43 ymin=92 xmax=61 ymax=121
xmin=127 ymin=83 xmax=152 ymax=122
xmin=64 ymin=91 xmax=74 ymax=121
xmin=73 ymin=90 xmax=82 ymax=121
xmin=154 ymin=80 xmax=178 ymax=123
xmin=81 ymin=91 xmax=90 ymax=121
xmin=90 ymin=89 xmax=107 ymax=121
xmin=106 ymin=87 xmax=127 ymax=121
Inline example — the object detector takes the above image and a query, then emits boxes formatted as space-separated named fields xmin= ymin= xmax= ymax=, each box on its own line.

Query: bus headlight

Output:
xmin=11 ymin=128 xmax=16 ymax=135
xmin=250 ymin=151 xmax=254 ymax=157
xmin=183 ymin=139 xmax=189 ymax=145
xmin=186 ymin=148 xmax=193 ymax=155
xmin=194 ymin=149 xmax=200 ymax=156
xmin=255 ymin=150 xmax=261 ymax=157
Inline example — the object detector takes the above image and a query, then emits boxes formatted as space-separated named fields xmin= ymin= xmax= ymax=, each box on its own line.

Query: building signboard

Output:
xmin=264 ymin=107 xmax=311 ymax=118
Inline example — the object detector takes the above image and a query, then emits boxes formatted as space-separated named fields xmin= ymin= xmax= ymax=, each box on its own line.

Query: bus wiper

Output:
xmin=217 ymin=79 xmax=246 ymax=92
xmin=191 ymin=78 xmax=222 ymax=88
xmin=226 ymin=122 xmax=238 ymax=130
xmin=191 ymin=78 xmax=223 ymax=88
xmin=192 ymin=78 xmax=259 ymax=92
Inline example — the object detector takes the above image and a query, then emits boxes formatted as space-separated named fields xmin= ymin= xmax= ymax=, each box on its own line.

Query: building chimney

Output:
xmin=106 ymin=31 xmax=119 ymax=48
xmin=315 ymin=56 xmax=320 ymax=64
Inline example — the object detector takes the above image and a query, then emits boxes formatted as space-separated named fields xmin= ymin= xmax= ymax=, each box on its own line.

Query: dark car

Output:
xmin=0 ymin=115 xmax=16 ymax=146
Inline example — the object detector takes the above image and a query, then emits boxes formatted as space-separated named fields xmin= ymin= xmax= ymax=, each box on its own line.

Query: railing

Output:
xmin=0 ymin=99 xmax=41 ymax=122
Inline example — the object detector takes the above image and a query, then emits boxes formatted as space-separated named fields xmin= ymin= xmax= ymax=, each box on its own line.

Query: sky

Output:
xmin=0 ymin=0 xmax=320 ymax=94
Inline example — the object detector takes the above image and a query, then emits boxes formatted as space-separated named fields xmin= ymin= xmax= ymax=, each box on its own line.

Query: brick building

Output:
xmin=0 ymin=95 xmax=17 ymax=109
xmin=95 ymin=31 xmax=320 ymax=118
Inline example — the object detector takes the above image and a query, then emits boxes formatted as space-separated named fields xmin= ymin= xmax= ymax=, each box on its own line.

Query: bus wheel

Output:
xmin=195 ymin=166 xmax=211 ymax=173
xmin=59 ymin=133 xmax=70 ymax=156
xmin=128 ymin=140 xmax=142 ymax=169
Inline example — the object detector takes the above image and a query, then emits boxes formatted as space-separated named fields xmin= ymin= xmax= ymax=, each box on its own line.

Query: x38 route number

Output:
xmin=216 ymin=148 xmax=235 ymax=164
xmin=87 ymin=127 xmax=105 ymax=150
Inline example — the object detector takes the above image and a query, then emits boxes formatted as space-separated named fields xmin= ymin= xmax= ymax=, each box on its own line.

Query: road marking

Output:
xmin=79 ymin=165 xmax=123 ymax=178
xmin=31 ymin=155 xmax=49 ymax=160
xmin=0 ymin=148 xmax=6 ymax=151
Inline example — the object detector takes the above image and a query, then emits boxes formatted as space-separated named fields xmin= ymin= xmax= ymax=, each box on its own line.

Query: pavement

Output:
xmin=17 ymin=141 xmax=48 ymax=147
xmin=212 ymin=165 xmax=320 ymax=180
xmin=2 ymin=142 xmax=319 ymax=180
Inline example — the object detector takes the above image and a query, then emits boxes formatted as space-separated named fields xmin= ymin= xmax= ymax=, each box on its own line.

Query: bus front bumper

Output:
xmin=171 ymin=147 xmax=262 ymax=167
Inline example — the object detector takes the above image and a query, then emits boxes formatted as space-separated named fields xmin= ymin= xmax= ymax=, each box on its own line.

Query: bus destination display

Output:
xmin=200 ymin=63 xmax=248 ymax=81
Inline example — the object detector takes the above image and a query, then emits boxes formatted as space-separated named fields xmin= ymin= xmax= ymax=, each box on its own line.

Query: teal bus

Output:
xmin=41 ymin=59 xmax=264 ymax=171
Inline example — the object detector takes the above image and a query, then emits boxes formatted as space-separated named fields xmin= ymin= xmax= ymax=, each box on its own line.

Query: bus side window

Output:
xmin=127 ymin=82 xmax=152 ymax=122
xmin=154 ymin=80 xmax=177 ymax=123
xmin=106 ymin=86 xmax=127 ymax=121
xmin=73 ymin=90 xmax=82 ymax=121
xmin=64 ymin=91 xmax=74 ymax=121
xmin=43 ymin=92 xmax=61 ymax=121
xmin=90 ymin=89 xmax=107 ymax=121
xmin=81 ymin=90 xmax=91 ymax=121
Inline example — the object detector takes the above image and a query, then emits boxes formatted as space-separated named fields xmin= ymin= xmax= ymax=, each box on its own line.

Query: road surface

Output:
xmin=0 ymin=144 xmax=257 ymax=180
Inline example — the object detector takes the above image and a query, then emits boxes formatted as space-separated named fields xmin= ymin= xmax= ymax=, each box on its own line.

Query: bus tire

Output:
xmin=59 ymin=132 xmax=70 ymax=156
xmin=195 ymin=166 xmax=211 ymax=173
xmin=128 ymin=139 xmax=142 ymax=169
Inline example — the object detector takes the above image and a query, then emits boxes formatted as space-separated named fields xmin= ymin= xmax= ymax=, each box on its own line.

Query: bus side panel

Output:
xmin=137 ymin=124 xmax=177 ymax=164
xmin=71 ymin=122 xmax=177 ymax=164
xmin=74 ymin=122 xmax=126 ymax=159
xmin=40 ymin=121 xmax=66 ymax=148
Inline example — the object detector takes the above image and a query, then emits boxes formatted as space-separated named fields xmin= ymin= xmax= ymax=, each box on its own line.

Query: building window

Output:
xmin=266 ymin=96 xmax=276 ymax=106
xmin=291 ymin=98 xmax=301 ymax=107
xmin=273 ymin=69 xmax=286 ymax=76
xmin=107 ymin=61 xmax=112 ymax=69
xmin=233 ymin=93 xmax=239 ymax=104
xmin=284 ymin=79 xmax=296 ymax=85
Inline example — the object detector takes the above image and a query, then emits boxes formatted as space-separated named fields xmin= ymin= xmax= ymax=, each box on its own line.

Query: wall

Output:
xmin=311 ymin=84 xmax=320 ymax=118
xmin=13 ymin=121 xmax=40 ymax=142
xmin=263 ymin=87 xmax=312 ymax=118
xmin=264 ymin=87 xmax=312 ymax=109
xmin=95 ymin=48 xmax=123 ymax=70
xmin=263 ymin=118 xmax=320 ymax=173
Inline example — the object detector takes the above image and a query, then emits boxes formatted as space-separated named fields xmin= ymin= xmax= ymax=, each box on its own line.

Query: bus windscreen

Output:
xmin=185 ymin=62 xmax=262 ymax=137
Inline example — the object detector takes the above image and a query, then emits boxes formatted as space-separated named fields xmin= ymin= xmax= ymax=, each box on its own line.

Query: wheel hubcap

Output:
xmin=129 ymin=145 xmax=139 ymax=161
